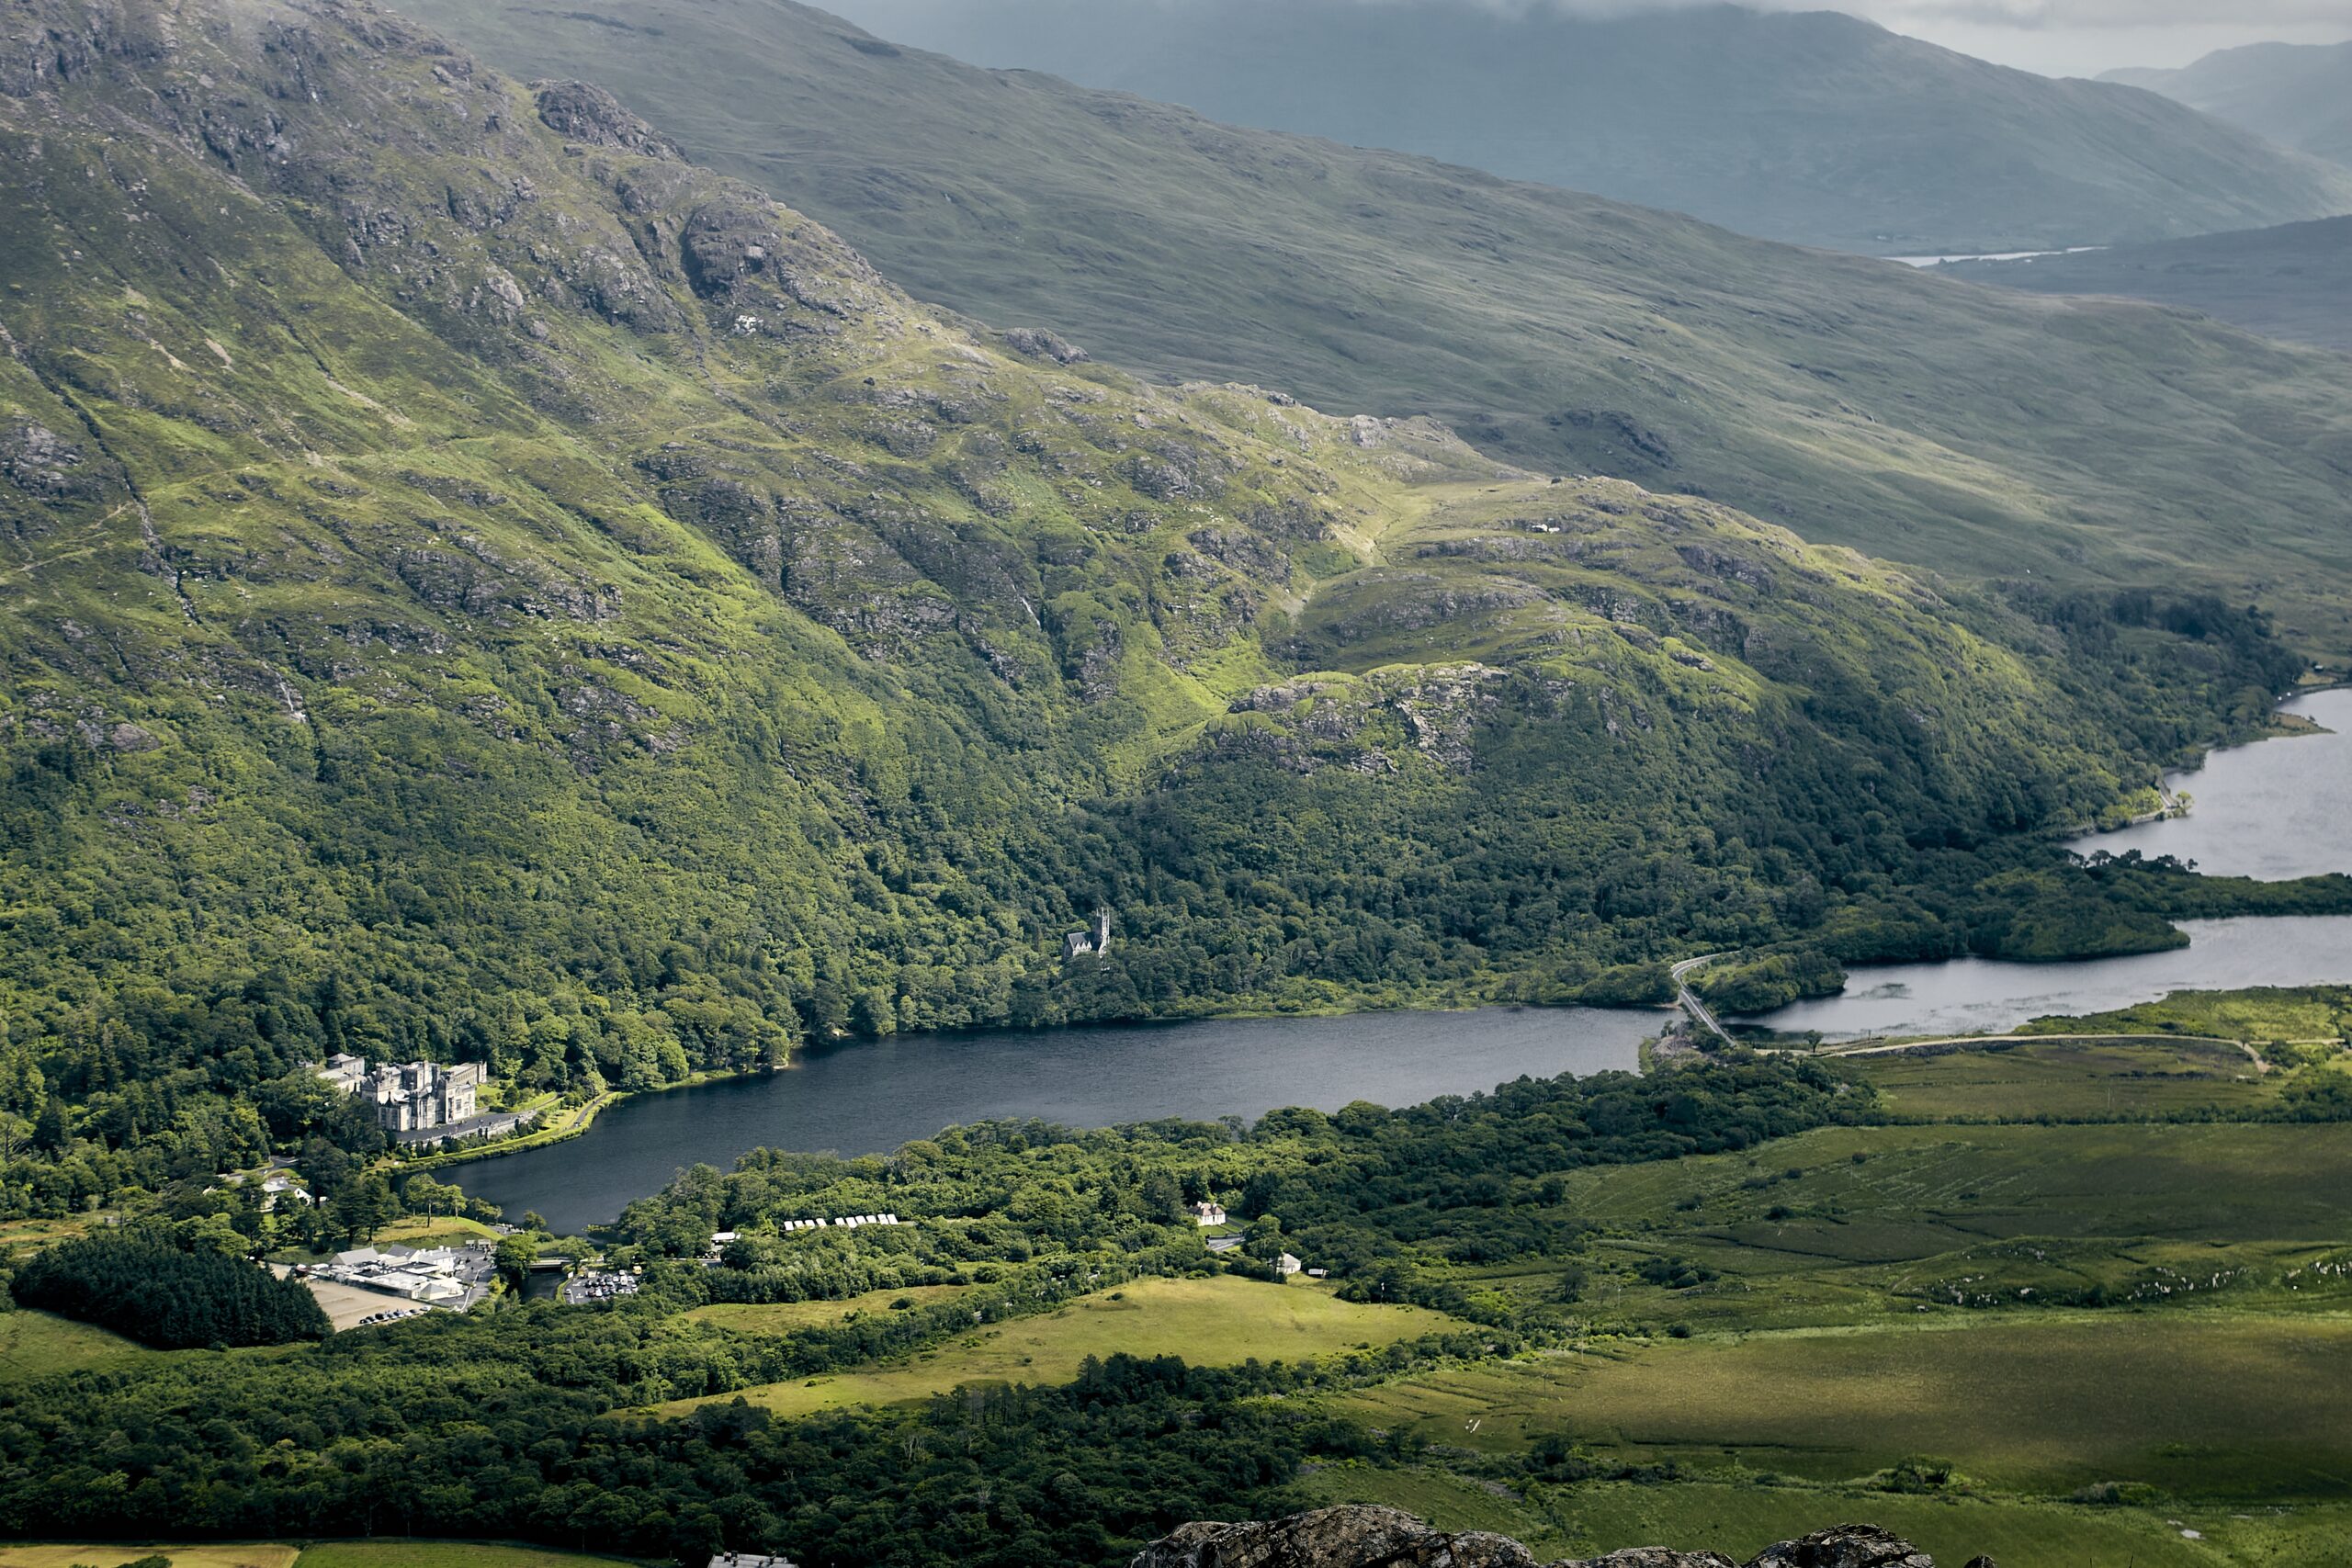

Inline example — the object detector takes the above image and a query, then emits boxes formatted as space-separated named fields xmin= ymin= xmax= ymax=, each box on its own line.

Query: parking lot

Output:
xmin=271 ymin=1270 xmax=415 ymax=1332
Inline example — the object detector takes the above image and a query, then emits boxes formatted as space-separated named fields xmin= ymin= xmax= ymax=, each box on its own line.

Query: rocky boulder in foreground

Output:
xmin=1132 ymin=1506 xmax=1963 ymax=1568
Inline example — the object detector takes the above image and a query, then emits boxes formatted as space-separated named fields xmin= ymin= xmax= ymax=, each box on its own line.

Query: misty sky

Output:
xmin=1836 ymin=1 xmax=2352 ymax=76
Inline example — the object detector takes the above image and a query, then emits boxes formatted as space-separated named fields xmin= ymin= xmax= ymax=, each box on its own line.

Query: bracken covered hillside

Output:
xmin=0 ymin=0 xmax=2304 ymax=1201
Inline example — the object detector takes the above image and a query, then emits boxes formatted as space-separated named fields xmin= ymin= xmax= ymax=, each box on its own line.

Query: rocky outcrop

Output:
xmin=1132 ymin=1508 xmax=1961 ymax=1568
xmin=1134 ymin=1506 xmax=1546 ymax=1568
xmin=1003 ymin=326 xmax=1089 ymax=364
xmin=1 ymin=420 xmax=101 ymax=503
xmin=531 ymin=80 xmax=678 ymax=157
xmin=1745 ymin=1527 xmax=1934 ymax=1568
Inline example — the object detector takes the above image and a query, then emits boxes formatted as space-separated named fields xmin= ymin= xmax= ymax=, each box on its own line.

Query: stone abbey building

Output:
xmin=314 ymin=1054 xmax=487 ymax=1134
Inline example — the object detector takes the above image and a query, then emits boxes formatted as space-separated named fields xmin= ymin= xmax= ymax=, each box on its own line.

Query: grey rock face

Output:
xmin=1135 ymin=1508 xmax=1945 ymax=1568
xmin=2 ymin=420 xmax=99 ymax=502
xmin=1003 ymin=327 xmax=1090 ymax=364
xmin=1746 ymin=1526 xmax=1936 ymax=1568
xmin=531 ymin=80 xmax=679 ymax=157
xmin=1133 ymin=1506 xmax=1542 ymax=1568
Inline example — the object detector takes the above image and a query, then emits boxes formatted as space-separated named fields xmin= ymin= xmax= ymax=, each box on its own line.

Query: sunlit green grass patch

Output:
xmin=659 ymin=1274 xmax=1462 ymax=1419
xmin=0 ymin=1310 xmax=159 ymax=1385
xmin=686 ymin=1283 xmax=970 ymax=1334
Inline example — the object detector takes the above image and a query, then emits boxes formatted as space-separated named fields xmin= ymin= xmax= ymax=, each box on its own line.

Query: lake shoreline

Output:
xmin=2063 ymin=686 xmax=2352 ymax=880
xmin=449 ymin=1003 xmax=1666 ymax=1232
xmin=447 ymin=689 xmax=2352 ymax=1227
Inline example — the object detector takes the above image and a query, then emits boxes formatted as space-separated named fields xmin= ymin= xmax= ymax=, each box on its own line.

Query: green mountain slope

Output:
xmin=1940 ymin=217 xmax=2352 ymax=354
xmin=386 ymin=0 xmax=2352 ymax=657
xmin=2107 ymin=42 xmax=2352 ymax=169
xmin=0 ymin=0 xmax=2315 ymax=1200
xmin=825 ymin=0 xmax=2352 ymax=254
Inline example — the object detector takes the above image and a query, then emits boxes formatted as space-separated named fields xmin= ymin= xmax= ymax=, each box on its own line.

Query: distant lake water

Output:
xmin=457 ymin=1006 xmax=1655 ymax=1233
xmin=1751 ymin=690 xmax=2352 ymax=1039
xmin=1891 ymin=247 xmax=2106 ymax=266
xmin=1745 ymin=916 xmax=2352 ymax=1041
xmin=2065 ymin=688 xmax=2352 ymax=879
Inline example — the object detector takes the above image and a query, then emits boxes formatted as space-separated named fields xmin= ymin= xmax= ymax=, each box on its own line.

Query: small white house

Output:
xmin=1191 ymin=1201 xmax=1227 ymax=1226
xmin=1274 ymin=1252 xmax=1302 ymax=1278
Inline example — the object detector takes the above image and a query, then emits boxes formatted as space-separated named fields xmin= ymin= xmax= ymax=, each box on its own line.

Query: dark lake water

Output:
xmin=2065 ymin=688 xmax=2352 ymax=879
xmin=457 ymin=1007 xmax=1657 ymax=1232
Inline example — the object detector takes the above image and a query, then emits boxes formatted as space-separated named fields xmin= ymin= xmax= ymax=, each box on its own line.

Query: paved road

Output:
xmin=1669 ymin=953 xmax=1733 ymax=1046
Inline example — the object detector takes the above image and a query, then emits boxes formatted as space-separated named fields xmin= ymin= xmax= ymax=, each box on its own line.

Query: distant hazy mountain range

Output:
xmin=2107 ymin=41 xmax=2352 ymax=169
xmin=1941 ymin=217 xmax=2352 ymax=354
xmin=817 ymin=0 xmax=2352 ymax=254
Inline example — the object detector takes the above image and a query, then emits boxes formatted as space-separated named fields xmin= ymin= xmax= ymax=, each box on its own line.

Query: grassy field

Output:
xmin=0 ymin=1311 xmax=158 ymax=1385
xmin=2017 ymin=987 xmax=2351 ymax=1051
xmin=294 ymin=1543 xmax=645 ymax=1566
xmin=1438 ymin=1116 xmax=2352 ymax=1338
xmin=0 ymin=1218 xmax=96 ymax=1264
xmin=1556 ymin=1121 xmax=2352 ymax=1250
xmin=687 ymin=1284 xmax=969 ymax=1336
xmin=1330 ymin=1028 xmax=2352 ymax=1548
xmin=660 ymin=1275 xmax=1461 ymax=1419
xmin=1849 ymin=1036 xmax=2278 ymax=1121
xmin=1334 ymin=1311 xmax=2352 ymax=1499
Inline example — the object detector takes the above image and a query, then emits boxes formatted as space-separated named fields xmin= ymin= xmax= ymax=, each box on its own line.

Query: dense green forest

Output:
xmin=0 ymin=1057 xmax=1859 ymax=1558
xmin=15 ymin=1028 xmax=2352 ymax=1562
xmin=10 ymin=1228 xmax=328 ymax=1348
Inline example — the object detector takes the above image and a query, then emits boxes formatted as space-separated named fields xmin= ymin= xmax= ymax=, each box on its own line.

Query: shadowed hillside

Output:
xmin=393 ymin=0 xmax=2352 ymax=655
xmin=1942 ymin=217 xmax=2352 ymax=354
